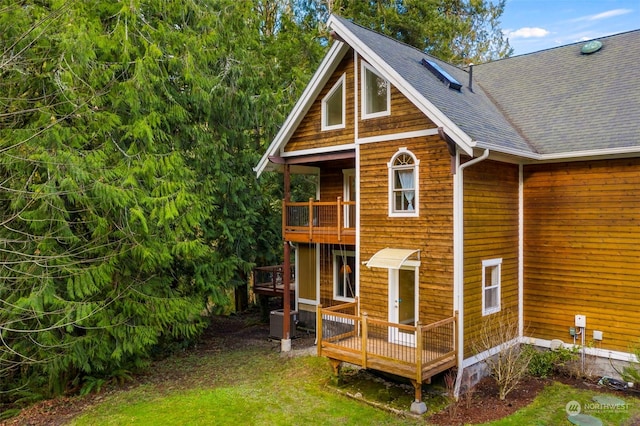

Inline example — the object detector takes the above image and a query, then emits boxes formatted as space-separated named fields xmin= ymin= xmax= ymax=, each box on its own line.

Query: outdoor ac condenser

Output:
xmin=269 ymin=309 xmax=298 ymax=339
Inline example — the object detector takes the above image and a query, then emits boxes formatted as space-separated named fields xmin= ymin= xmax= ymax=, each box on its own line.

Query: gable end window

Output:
xmin=482 ymin=258 xmax=502 ymax=316
xmin=388 ymin=148 xmax=419 ymax=217
xmin=322 ymin=74 xmax=346 ymax=131
xmin=361 ymin=62 xmax=390 ymax=119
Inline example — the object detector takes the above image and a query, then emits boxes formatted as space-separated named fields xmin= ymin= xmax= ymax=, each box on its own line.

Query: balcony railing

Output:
xmin=283 ymin=197 xmax=355 ymax=244
xmin=252 ymin=265 xmax=295 ymax=298
xmin=317 ymin=301 xmax=457 ymax=387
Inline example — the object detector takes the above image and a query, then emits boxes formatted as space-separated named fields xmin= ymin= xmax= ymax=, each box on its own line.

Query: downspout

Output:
xmin=453 ymin=148 xmax=489 ymax=398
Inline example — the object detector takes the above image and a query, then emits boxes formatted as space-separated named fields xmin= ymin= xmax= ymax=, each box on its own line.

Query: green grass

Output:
xmin=69 ymin=350 xmax=422 ymax=426
xmin=484 ymin=382 xmax=640 ymax=426
xmin=63 ymin=340 xmax=639 ymax=426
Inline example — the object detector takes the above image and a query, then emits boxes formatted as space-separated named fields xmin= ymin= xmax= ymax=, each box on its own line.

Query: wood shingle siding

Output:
xmin=463 ymin=161 xmax=520 ymax=358
xmin=523 ymin=159 xmax=640 ymax=352
xmin=358 ymin=135 xmax=454 ymax=325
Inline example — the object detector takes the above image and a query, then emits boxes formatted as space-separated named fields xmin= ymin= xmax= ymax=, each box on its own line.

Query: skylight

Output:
xmin=421 ymin=59 xmax=462 ymax=91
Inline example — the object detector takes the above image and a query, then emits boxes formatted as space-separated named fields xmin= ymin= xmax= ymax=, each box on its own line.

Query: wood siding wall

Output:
xmin=463 ymin=161 xmax=520 ymax=357
xmin=286 ymin=53 xmax=355 ymax=152
xmin=359 ymin=135 xmax=454 ymax=325
xmin=283 ymin=52 xmax=454 ymax=318
xmin=523 ymin=159 xmax=640 ymax=352
xmin=357 ymin=59 xmax=435 ymax=139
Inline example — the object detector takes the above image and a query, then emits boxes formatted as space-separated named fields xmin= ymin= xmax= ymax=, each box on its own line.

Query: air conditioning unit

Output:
xmin=270 ymin=309 xmax=298 ymax=339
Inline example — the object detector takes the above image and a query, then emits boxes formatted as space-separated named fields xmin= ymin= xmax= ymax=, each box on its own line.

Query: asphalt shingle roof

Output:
xmin=331 ymin=15 xmax=640 ymax=157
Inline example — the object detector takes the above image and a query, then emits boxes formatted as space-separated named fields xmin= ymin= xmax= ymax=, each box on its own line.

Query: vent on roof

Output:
xmin=421 ymin=58 xmax=462 ymax=91
xmin=581 ymin=40 xmax=603 ymax=54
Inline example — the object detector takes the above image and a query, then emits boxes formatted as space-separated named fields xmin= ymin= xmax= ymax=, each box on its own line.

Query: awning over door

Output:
xmin=364 ymin=248 xmax=420 ymax=269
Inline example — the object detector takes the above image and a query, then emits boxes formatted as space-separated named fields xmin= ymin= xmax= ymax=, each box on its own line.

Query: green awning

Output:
xmin=364 ymin=248 xmax=420 ymax=269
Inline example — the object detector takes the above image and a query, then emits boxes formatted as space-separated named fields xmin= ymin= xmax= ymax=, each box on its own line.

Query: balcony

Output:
xmin=252 ymin=265 xmax=295 ymax=298
xmin=317 ymin=300 xmax=457 ymax=400
xmin=283 ymin=197 xmax=355 ymax=245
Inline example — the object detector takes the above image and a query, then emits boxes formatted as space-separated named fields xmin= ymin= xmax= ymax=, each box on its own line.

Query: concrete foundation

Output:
xmin=281 ymin=338 xmax=291 ymax=352
xmin=410 ymin=400 xmax=427 ymax=414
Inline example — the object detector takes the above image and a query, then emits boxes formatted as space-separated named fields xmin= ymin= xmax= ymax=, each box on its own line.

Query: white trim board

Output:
xmin=357 ymin=128 xmax=440 ymax=145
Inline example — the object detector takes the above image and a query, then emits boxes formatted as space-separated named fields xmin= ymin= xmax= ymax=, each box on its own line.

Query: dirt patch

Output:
xmin=427 ymin=375 xmax=547 ymax=425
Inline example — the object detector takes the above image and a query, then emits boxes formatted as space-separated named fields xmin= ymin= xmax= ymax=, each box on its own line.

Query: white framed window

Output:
xmin=482 ymin=258 xmax=502 ymax=316
xmin=361 ymin=62 xmax=390 ymax=119
xmin=343 ymin=169 xmax=356 ymax=228
xmin=322 ymin=74 xmax=346 ymax=131
xmin=333 ymin=250 xmax=356 ymax=302
xmin=388 ymin=148 xmax=419 ymax=217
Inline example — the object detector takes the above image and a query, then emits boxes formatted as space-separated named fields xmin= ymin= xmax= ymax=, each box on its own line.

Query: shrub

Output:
xmin=524 ymin=345 xmax=577 ymax=378
xmin=471 ymin=309 xmax=532 ymax=400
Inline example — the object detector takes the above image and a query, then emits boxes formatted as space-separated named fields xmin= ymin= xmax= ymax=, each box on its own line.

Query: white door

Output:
xmin=389 ymin=267 xmax=417 ymax=347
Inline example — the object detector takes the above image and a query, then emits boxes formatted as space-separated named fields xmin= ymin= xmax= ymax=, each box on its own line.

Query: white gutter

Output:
xmin=453 ymin=148 xmax=490 ymax=398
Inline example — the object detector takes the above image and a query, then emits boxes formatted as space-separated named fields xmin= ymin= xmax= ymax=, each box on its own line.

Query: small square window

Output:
xmin=482 ymin=258 xmax=502 ymax=315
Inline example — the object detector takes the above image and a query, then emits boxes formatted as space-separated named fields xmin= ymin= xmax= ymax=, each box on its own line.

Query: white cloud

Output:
xmin=575 ymin=8 xmax=632 ymax=22
xmin=507 ymin=27 xmax=550 ymax=39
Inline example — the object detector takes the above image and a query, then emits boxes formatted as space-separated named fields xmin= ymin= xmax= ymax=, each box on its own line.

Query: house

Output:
xmin=255 ymin=14 xmax=640 ymax=412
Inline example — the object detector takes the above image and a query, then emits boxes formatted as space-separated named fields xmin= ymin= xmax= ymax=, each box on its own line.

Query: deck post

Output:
xmin=308 ymin=197 xmax=314 ymax=240
xmin=317 ymin=304 xmax=323 ymax=357
xmin=409 ymin=322 xmax=427 ymax=414
xmin=281 ymin=165 xmax=291 ymax=352
xmin=361 ymin=312 xmax=368 ymax=369
xmin=415 ymin=321 xmax=423 ymax=385
xmin=336 ymin=196 xmax=342 ymax=242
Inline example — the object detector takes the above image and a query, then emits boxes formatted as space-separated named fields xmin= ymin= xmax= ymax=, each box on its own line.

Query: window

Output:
xmin=322 ymin=74 xmax=345 ymax=130
xmin=388 ymin=148 xmax=419 ymax=216
xmin=362 ymin=62 xmax=390 ymax=119
xmin=343 ymin=169 xmax=356 ymax=228
xmin=334 ymin=250 xmax=356 ymax=301
xmin=482 ymin=258 xmax=502 ymax=315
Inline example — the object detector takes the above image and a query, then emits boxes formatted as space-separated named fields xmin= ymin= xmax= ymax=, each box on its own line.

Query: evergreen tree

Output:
xmin=325 ymin=0 xmax=512 ymax=64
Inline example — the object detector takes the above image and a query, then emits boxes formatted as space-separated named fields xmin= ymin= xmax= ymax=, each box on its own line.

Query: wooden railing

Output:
xmin=252 ymin=265 xmax=295 ymax=297
xmin=317 ymin=301 xmax=457 ymax=384
xmin=283 ymin=197 xmax=355 ymax=244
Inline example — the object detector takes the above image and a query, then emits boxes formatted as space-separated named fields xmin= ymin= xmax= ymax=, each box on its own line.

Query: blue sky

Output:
xmin=500 ymin=0 xmax=640 ymax=55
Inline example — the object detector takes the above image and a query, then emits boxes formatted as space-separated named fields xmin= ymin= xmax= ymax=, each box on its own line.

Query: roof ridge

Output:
xmin=330 ymin=14 xmax=467 ymax=71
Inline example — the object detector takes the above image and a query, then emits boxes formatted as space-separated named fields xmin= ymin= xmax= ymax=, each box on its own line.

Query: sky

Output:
xmin=499 ymin=0 xmax=640 ymax=55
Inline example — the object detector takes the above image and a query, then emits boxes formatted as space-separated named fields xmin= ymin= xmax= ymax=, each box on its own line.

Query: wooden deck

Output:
xmin=317 ymin=301 xmax=457 ymax=397
xmin=252 ymin=265 xmax=295 ymax=298
xmin=283 ymin=197 xmax=355 ymax=245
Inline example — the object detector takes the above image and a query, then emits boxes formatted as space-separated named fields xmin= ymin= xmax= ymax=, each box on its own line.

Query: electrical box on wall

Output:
xmin=575 ymin=314 xmax=586 ymax=328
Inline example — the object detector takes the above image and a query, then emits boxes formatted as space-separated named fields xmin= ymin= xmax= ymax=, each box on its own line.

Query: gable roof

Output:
xmin=474 ymin=30 xmax=640 ymax=158
xmin=328 ymin=15 xmax=532 ymax=155
xmin=256 ymin=15 xmax=640 ymax=176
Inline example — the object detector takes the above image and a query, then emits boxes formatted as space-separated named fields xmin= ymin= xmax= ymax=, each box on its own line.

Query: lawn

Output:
xmin=6 ymin=314 xmax=640 ymax=425
xmin=68 ymin=349 xmax=423 ymax=426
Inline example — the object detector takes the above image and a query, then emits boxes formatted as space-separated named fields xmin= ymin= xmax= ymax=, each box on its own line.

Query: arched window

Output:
xmin=388 ymin=148 xmax=419 ymax=217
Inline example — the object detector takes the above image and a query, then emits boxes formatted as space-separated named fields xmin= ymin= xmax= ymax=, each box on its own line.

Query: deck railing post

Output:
xmin=415 ymin=322 xmax=423 ymax=385
xmin=337 ymin=196 xmax=342 ymax=242
xmin=361 ymin=312 xmax=368 ymax=369
xmin=282 ymin=200 xmax=286 ymax=239
xmin=317 ymin=304 xmax=323 ymax=357
xmin=308 ymin=197 xmax=314 ymax=240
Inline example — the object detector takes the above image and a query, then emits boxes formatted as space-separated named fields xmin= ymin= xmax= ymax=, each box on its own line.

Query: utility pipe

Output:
xmin=453 ymin=148 xmax=489 ymax=398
